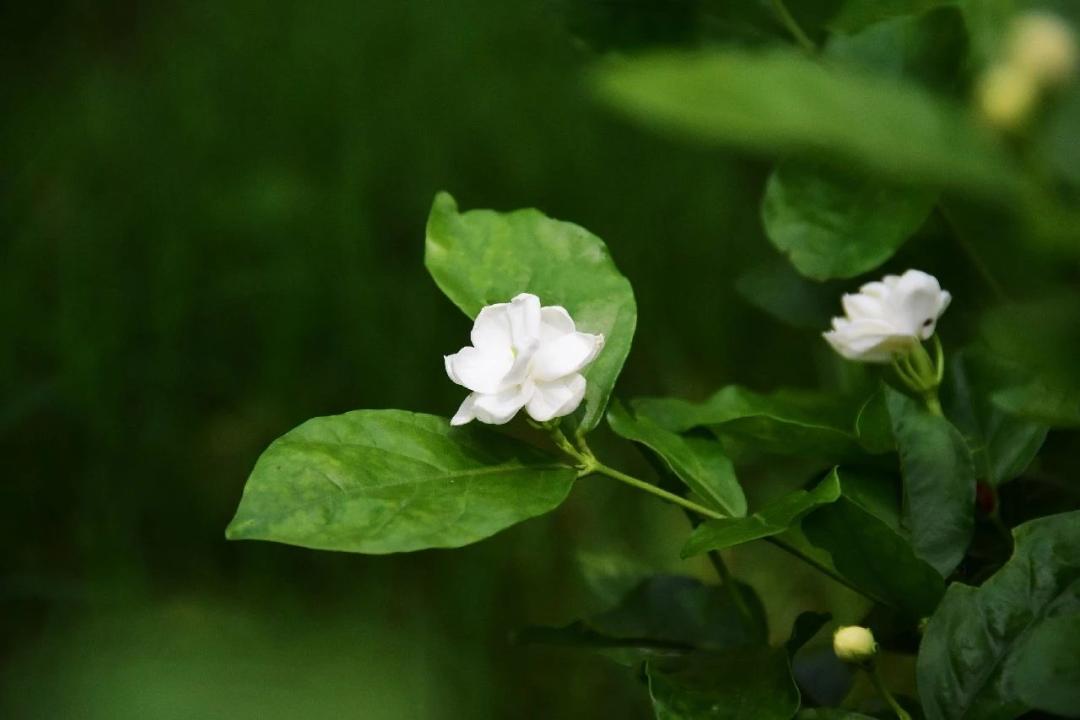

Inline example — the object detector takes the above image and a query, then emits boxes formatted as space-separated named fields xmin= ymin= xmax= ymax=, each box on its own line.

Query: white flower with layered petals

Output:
xmin=445 ymin=293 xmax=605 ymax=426
xmin=824 ymin=270 xmax=951 ymax=363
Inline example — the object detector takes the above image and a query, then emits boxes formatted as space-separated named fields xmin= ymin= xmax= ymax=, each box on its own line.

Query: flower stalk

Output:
xmin=867 ymin=662 xmax=913 ymax=720
xmin=891 ymin=335 xmax=945 ymax=416
xmin=546 ymin=425 xmax=725 ymax=521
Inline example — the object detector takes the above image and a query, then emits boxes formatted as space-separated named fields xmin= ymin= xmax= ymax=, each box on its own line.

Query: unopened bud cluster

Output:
xmin=977 ymin=12 xmax=1078 ymax=130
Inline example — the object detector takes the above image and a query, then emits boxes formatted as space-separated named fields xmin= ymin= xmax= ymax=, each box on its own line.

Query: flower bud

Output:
xmin=977 ymin=62 xmax=1039 ymax=130
xmin=1008 ymin=12 xmax=1078 ymax=88
xmin=833 ymin=625 xmax=878 ymax=663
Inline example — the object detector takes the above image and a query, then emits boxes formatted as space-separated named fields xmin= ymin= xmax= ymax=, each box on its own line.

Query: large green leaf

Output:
xmin=1009 ymin=613 xmax=1080 ymax=718
xmin=735 ymin=258 xmax=843 ymax=330
xmin=633 ymin=385 xmax=861 ymax=458
xmin=796 ymin=470 xmax=946 ymax=618
xmin=607 ymin=402 xmax=747 ymax=517
xmin=685 ymin=468 xmax=944 ymax=618
xmin=943 ymin=351 xmax=1048 ymax=487
xmin=226 ymin=410 xmax=576 ymax=553
xmin=683 ymin=470 xmax=841 ymax=557
xmin=886 ymin=387 xmax=975 ymax=577
xmin=762 ymin=160 xmax=937 ymax=280
xmin=424 ymin=192 xmax=637 ymax=433
xmin=646 ymin=646 xmax=800 ymax=720
xmin=993 ymin=382 xmax=1080 ymax=428
xmin=517 ymin=574 xmax=768 ymax=666
xmin=591 ymin=49 xmax=1013 ymax=194
xmin=917 ymin=511 xmax=1080 ymax=720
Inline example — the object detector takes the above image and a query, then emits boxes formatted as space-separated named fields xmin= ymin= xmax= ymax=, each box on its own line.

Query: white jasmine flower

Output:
xmin=833 ymin=625 xmax=878 ymax=663
xmin=1008 ymin=12 xmax=1078 ymax=88
xmin=824 ymin=270 xmax=951 ymax=363
xmin=445 ymin=293 xmax=604 ymax=426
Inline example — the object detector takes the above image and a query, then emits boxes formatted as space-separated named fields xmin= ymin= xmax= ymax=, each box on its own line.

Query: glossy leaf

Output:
xmin=425 ymin=192 xmax=637 ymax=433
xmin=591 ymin=49 xmax=1013 ymax=194
xmin=634 ymin=385 xmax=861 ymax=458
xmin=1009 ymin=613 xmax=1080 ymax=718
xmin=797 ymin=470 xmax=946 ymax=618
xmin=917 ymin=510 xmax=1080 ymax=720
xmin=762 ymin=160 xmax=937 ymax=280
xmin=886 ymin=386 xmax=975 ymax=576
xmin=683 ymin=470 xmax=841 ymax=557
xmin=607 ymin=402 xmax=746 ymax=517
xmin=797 ymin=711 xmax=877 ymax=720
xmin=646 ymin=646 xmax=800 ymax=720
xmin=227 ymin=410 xmax=576 ymax=553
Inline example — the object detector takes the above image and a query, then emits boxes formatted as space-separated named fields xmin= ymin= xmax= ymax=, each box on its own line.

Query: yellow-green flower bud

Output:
xmin=833 ymin=625 xmax=878 ymax=663
xmin=977 ymin=62 xmax=1040 ymax=130
xmin=1008 ymin=12 xmax=1078 ymax=88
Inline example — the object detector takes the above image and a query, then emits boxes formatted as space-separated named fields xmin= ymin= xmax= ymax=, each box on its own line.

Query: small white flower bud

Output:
xmin=833 ymin=625 xmax=878 ymax=663
xmin=976 ymin=62 xmax=1040 ymax=130
xmin=1008 ymin=12 xmax=1078 ymax=88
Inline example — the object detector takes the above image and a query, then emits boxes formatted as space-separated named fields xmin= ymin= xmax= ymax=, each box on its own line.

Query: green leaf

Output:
xmin=1009 ymin=613 xmax=1080 ymax=718
xmin=917 ymin=511 xmax=1080 ymax=720
xmin=993 ymin=382 xmax=1080 ymax=429
xmin=646 ymin=646 xmax=800 ymax=720
xmin=517 ymin=575 xmax=768 ymax=665
xmin=854 ymin=387 xmax=894 ymax=454
xmin=683 ymin=470 xmax=841 ymax=557
xmin=826 ymin=0 xmax=956 ymax=34
xmin=943 ymin=351 xmax=1048 ymax=486
xmin=762 ymin=160 xmax=937 ymax=280
xmin=886 ymin=386 xmax=975 ymax=577
xmin=226 ymin=410 xmax=576 ymax=553
xmin=786 ymin=611 xmax=831 ymax=656
xmin=424 ymin=192 xmax=637 ymax=433
xmin=607 ymin=402 xmax=747 ymax=517
xmin=591 ymin=49 xmax=1013 ymax=194
xmin=633 ymin=385 xmax=861 ymax=459
xmin=796 ymin=470 xmax=946 ymax=618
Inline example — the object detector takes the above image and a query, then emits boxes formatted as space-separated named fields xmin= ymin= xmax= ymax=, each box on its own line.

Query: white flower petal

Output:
xmin=532 ymin=332 xmax=604 ymax=382
xmin=841 ymin=293 xmax=885 ymax=321
xmin=471 ymin=384 xmax=532 ymax=425
xmin=540 ymin=305 xmax=576 ymax=342
xmin=450 ymin=394 xmax=478 ymax=426
xmin=527 ymin=374 xmax=587 ymax=422
xmin=506 ymin=293 xmax=542 ymax=348
xmin=446 ymin=346 xmax=514 ymax=394
xmin=470 ymin=303 xmax=512 ymax=351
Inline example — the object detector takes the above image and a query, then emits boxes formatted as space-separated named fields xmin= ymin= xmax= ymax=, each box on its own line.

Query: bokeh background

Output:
xmin=0 ymin=1 xmax=1028 ymax=718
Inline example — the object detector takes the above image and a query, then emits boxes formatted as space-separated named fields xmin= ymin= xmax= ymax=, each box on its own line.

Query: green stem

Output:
xmin=770 ymin=0 xmax=816 ymax=53
xmin=765 ymin=536 xmax=881 ymax=605
xmin=923 ymin=390 xmax=944 ymax=417
xmin=866 ymin=662 xmax=913 ymax=720
xmin=548 ymin=426 xmax=725 ymax=521
xmin=588 ymin=461 xmax=726 ymax=520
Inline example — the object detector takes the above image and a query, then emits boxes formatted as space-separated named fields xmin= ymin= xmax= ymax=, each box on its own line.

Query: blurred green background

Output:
xmin=0 ymin=1 xmax=1016 ymax=717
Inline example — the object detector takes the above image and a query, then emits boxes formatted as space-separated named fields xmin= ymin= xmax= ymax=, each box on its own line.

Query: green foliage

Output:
xmin=226 ymin=410 xmax=575 ymax=553
xmin=944 ymin=352 xmax=1047 ymax=486
xmin=794 ymin=470 xmax=946 ymax=618
xmin=682 ymin=470 xmax=841 ymax=556
xmin=591 ymin=49 xmax=1013 ymax=192
xmin=607 ymin=402 xmax=747 ymax=517
xmin=634 ymin=386 xmax=862 ymax=459
xmin=762 ymin=160 xmax=937 ymax=280
xmin=646 ymin=646 xmax=800 ymax=720
xmin=1009 ymin=614 xmax=1080 ymax=717
xmin=917 ymin=511 xmax=1080 ymax=719
xmin=425 ymin=192 xmax=637 ymax=433
xmin=886 ymin=387 xmax=975 ymax=577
